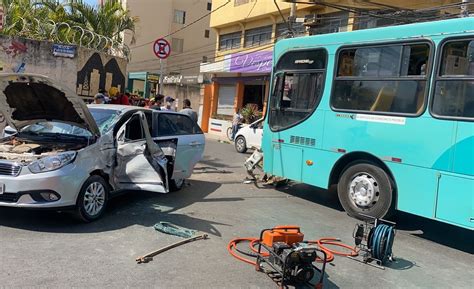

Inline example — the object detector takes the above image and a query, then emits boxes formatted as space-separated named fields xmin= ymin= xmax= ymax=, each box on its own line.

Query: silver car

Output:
xmin=0 ymin=74 xmax=205 ymax=221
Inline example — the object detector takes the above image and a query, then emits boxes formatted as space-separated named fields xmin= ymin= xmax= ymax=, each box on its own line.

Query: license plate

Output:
xmin=0 ymin=183 xmax=4 ymax=195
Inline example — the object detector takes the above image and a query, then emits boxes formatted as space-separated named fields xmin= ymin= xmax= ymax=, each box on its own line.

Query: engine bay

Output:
xmin=0 ymin=137 xmax=86 ymax=164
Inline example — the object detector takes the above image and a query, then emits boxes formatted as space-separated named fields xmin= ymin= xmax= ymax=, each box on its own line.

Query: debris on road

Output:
xmin=154 ymin=221 xmax=197 ymax=238
xmin=136 ymin=233 xmax=208 ymax=264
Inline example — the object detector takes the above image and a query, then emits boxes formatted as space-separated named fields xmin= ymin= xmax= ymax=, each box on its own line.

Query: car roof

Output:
xmin=87 ymin=104 xmax=186 ymax=115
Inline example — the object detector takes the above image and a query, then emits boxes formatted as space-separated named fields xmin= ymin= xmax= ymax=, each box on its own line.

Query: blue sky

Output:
xmin=82 ymin=0 xmax=98 ymax=6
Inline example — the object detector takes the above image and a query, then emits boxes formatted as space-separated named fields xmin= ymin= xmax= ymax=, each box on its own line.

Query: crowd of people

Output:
xmin=92 ymin=88 xmax=198 ymax=122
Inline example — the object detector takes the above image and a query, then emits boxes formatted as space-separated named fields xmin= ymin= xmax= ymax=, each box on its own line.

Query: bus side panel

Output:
xmin=436 ymin=174 xmax=474 ymax=229
xmin=272 ymin=144 xmax=303 ymax=182
xmin=301 ymin=148 xmax=340 ymax=188
xmin=452 ymin=123 xmax=474 ymax=176
xmin=386 ymin=163 xmax=438 ymax=218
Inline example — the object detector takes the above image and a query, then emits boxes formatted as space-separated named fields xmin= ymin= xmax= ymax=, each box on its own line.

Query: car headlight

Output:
xmin=28 ymin=151 xmax=77 ymax=174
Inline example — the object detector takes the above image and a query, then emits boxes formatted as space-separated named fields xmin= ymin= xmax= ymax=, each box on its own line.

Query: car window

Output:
xmin=124 ymin=115 xmax=144 ymax=141
xmin=157 ymin=113 xmax=202 ymax=136
xmin=89 ymin=108 xmax=121 ymax=134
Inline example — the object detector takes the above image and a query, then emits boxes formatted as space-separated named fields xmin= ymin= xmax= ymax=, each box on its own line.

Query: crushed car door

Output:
xmin=114 ymin=111 xmax=169 ymax=193
xmin=154 ymin=113 xmax=205 ymax=180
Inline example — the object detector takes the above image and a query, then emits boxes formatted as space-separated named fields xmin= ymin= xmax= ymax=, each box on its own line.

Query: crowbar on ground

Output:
xmin=136 ymin=233 xmax=209 ymax=264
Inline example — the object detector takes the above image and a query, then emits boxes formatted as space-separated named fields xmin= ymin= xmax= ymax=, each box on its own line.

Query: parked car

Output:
xmin=0 ymin=73 xmax=205 ymax=221
xmin=234 ymin=118 xmax=263 ymax=153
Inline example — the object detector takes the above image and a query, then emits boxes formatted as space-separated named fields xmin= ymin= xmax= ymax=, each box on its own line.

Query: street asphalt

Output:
xmin=0 ymin=137 xmax=472 ymax=288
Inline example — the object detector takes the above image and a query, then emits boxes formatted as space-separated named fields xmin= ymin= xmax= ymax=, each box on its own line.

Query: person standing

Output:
xmin=150 ymin=94 xmax=165 ymax=110
xmin=161 ymin=96 xmax=176 ymax=111
xmin=231 ymin=109 xmax=242 ymax=140
xmin=179 ymin=99 xmax=198 ymax=123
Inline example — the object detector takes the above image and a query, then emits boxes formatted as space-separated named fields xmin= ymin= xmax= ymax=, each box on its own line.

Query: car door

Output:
xmin=154 ymin=113 xmax=205 ymax=180
xmin=248 ymin=119 xmax=264 ymax=149
xmin=114 ymin=111 xmax=169 ymax=193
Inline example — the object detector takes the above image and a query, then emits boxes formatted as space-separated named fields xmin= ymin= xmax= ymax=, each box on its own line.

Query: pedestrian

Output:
xmin=231 ymin=108 xmax=243 ymax=140
xmin=93 ymin=93 xmax=105 ymax=104
xmin=150 ymin=94 xmax=165 ymax=110
xmin=179 ymin=99 xmax=198 ymax=123
xmin=99 ymin=88 xmax=110 ymax=103
xmin=161 ymin=96 xmax=176 ymax=111
xmin=109 ymin=87 xmax=130 ymax=105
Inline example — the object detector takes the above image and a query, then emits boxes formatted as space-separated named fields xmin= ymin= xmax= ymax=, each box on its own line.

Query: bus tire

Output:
xmin=337 ymin=162 xmax=394 ymax=220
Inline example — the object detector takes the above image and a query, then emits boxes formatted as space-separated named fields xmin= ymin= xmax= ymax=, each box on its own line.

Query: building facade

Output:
xmin=123 ymin=0 xmax=215 ymax=115
xmin=200 ymin=0 xmax=464 ymax=135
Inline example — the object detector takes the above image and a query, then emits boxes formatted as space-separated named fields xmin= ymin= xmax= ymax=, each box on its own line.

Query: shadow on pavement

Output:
xmin=199 ymin=156 xmax=241 ymax=169
xmin=393 ymin=212 xmax=474 ymax=254
xmin=0 ymin=180 xmax=238 ymax=237
xmin=276 ymin=183 xmax=344 ymax=212
xmin=271 ymin=182 xmax=473 ymax=254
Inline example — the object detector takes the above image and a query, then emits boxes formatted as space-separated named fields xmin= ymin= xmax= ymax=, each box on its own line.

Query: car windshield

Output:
xmin=89 ymin=108 xmax=121 ymax=134
xmin=20 ymin=122 xmax=92 ymax=138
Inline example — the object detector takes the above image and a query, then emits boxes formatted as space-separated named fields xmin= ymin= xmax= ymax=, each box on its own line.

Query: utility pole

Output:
xmin=461 ymin=0 xmax=469 ymax=17
xmin=288 ymin=2 xmax=296 ymax=37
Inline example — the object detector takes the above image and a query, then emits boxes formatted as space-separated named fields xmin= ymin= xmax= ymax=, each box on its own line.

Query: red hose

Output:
xmin=227 ymin=237 xmax=357 ymax=266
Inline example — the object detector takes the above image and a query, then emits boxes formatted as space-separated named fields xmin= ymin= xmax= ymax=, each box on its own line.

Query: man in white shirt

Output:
xmin=179 ymin=99 xmax=198 ymax=123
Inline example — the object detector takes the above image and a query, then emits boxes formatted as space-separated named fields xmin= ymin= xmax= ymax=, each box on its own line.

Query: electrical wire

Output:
xmin=130 ymin=0 xmax=231 ymax=50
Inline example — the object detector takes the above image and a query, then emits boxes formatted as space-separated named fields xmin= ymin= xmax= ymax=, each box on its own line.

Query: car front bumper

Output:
xmin=0 ymin=164 xmax=88 ymax=209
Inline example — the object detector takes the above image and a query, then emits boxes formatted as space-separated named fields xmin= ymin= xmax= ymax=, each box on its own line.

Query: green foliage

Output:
xmin=0 ymin=0 xmax=137 ymax=54
xmin=241 ymin=103 xmax=261 ymax=124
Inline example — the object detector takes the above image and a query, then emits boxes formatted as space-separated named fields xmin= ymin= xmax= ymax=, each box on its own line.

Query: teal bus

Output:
xmin=262 ymin=17 xmax=473 ymax=230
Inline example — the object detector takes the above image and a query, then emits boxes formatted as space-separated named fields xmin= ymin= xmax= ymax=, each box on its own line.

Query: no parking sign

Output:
xmin=153 ymin=38 xmax=171 ymax=59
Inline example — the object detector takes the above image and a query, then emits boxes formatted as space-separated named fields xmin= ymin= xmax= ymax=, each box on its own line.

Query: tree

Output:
xmin=0 ymin=0 xmax=137 ymax=56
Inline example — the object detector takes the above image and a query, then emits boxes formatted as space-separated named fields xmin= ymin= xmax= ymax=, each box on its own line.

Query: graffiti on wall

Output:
xmin=76 ymin=52 xmax=126 ymax=97
xmin=0 ymin=39 xmax=28 ymax=73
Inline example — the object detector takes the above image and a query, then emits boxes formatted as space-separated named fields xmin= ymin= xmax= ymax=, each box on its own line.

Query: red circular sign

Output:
xmin=153 ymin=38 xmax=171 ymax=59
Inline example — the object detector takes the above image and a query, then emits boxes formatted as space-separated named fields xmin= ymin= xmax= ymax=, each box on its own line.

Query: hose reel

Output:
xmin=350 ymin=214 xmax=396 ymax=269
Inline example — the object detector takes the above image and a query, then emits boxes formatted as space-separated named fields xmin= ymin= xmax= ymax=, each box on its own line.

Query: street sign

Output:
xmin=153 ymin=38 xmax=171 ymax=59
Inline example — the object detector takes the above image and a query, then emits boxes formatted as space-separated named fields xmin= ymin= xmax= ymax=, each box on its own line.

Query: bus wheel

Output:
xmin=337 ymin=162 xmax=393 ymax=220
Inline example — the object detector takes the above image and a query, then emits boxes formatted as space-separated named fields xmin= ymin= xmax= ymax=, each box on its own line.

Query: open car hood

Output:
xmin=0 ymin=73 xmax=100 ymax=136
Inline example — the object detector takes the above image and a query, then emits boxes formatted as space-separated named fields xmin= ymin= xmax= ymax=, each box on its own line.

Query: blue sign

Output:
xmin=52 ymin=44 xmax=76 ymax=58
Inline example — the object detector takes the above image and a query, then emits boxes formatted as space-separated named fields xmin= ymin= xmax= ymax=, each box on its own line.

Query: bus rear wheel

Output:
xmin=337 ymin=162 xmax=394 ymax=220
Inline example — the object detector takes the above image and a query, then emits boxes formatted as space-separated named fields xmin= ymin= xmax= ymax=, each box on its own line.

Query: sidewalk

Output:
xmin=205 ymin=133 xmax=233 ymax=144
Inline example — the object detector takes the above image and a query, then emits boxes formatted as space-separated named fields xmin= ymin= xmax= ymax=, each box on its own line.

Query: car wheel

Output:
xmin=169 ymin=178 xmax=185 ymax=192
xmin=235 ymin=136 xmax=247 ymax=153
xmin=337 ymin=162 xmax=394 ymax=220
xmin=75 ymin=175 xmax=109 ymax=222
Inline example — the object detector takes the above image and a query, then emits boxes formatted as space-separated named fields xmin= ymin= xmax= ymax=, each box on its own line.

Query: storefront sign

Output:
xmin=147 ymin=74 xmax=160 ymax=82
xmin=163 ymin=75 xmax=182 ymax=84
xmin=52 ymin=44 xmax=76 ymax=58
xmin=162 ymin=74 xmax=203 ymax=84
xmin=230 ymin=51 xmax=273 ymax=73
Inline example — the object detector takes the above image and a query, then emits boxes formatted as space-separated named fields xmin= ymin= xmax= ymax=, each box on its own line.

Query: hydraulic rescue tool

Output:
xmin=349 ymin=214 xmax=396 ymax=269
xmin=228 ymin=226 xmax=329 ymax=289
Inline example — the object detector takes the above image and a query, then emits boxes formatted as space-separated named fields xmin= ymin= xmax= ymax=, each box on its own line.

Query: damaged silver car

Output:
xmin=0 ymin=74 xmax=203 ymax=221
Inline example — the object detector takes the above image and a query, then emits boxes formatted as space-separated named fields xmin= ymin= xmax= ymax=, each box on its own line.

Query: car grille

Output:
xmin=0 ymin=162 xmax=22 ymax=176
xmin=0 ymin=193 xmax=19 ymax=203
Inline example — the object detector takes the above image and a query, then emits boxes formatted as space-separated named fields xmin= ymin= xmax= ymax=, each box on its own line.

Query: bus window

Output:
xmin=332 ymin=43 xmax=430 ymax=115
xmin=269 ymin=72 xmax=324 ymax=130
xmin=432 ymin=39 xmax=474 ymax=119
xmin=269 ymin=49 xmax=327 ymax=131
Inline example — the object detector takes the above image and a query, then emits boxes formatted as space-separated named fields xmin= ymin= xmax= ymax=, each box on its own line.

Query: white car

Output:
xmin=0 ymin=73 xmax=204 ymax=221
xmin=234 ymin=118 xmax=263 ymax=153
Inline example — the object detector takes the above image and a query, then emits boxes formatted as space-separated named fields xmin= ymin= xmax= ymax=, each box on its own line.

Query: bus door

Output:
xmin=266 ymin=49 xmax=328 ymax=182
xmin=431 ymin=38 xmax=474 ymax=229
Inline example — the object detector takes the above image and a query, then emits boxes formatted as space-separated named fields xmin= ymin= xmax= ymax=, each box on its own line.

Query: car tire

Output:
xmin=337 ymin=162 xmax=394 ymax=221
xmin=169 ymin=178 xmax=185 ymax=192
xmin=235 ymin=136 xmax=247 ymax=153
xmin=75 ymin=175 xmax=109 ymax=222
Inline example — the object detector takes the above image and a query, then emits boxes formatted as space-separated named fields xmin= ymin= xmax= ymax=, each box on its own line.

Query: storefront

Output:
xmin=200 ymin=50 xmax=272 ymax=135
xmin=127 ymin=72 xmax=160 ymax=98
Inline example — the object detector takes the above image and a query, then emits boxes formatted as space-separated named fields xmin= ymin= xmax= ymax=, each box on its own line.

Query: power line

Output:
xmin=130 ymin=0 xmax=231 ymax=50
